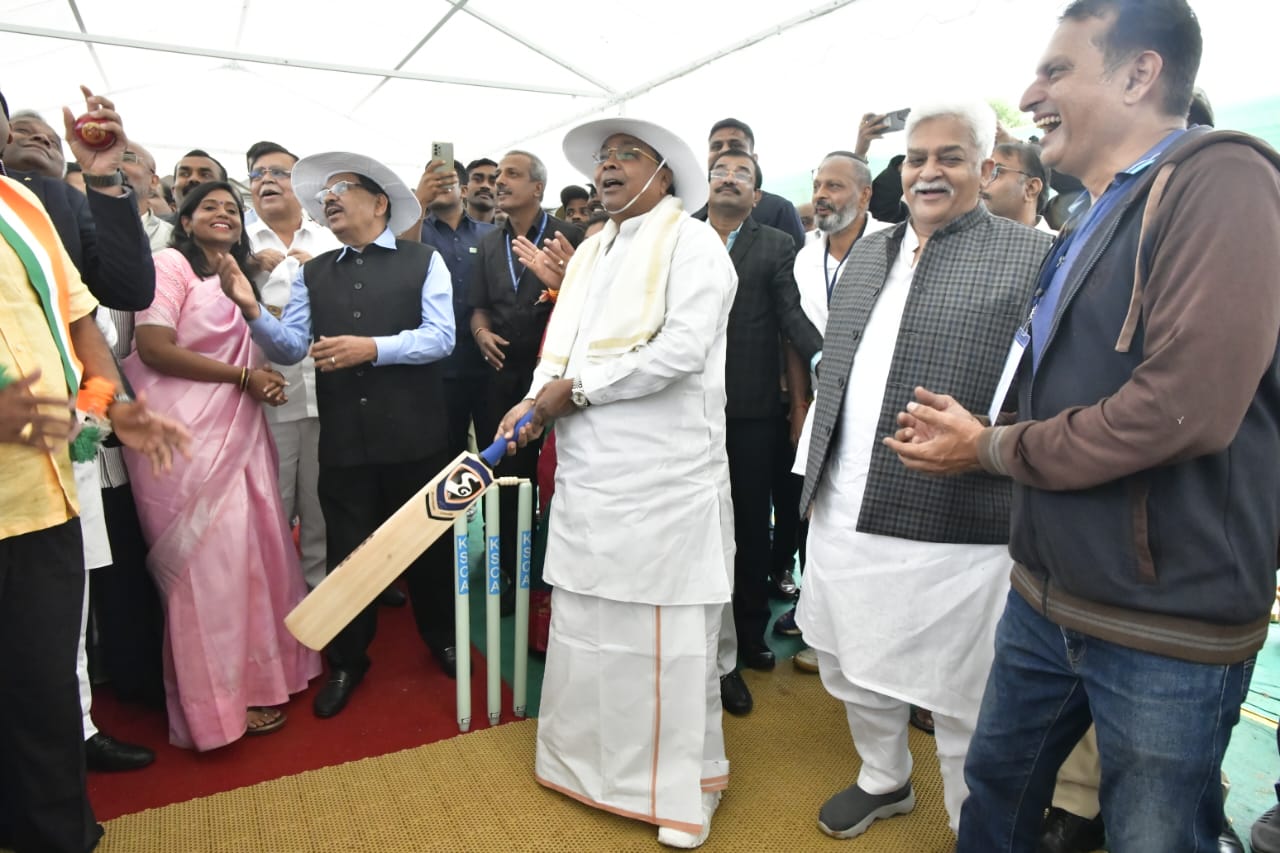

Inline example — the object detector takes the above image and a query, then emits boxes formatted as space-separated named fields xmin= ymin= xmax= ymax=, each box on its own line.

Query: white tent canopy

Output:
xmin=1 ymin=0 xmax=1272 ymax=201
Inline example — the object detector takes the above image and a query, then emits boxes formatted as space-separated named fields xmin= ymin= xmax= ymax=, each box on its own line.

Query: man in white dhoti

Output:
xmin=497 ymin=117 xmax=737 ymax=849
xmin=794 ymin=99 xmax=1052 ymax=840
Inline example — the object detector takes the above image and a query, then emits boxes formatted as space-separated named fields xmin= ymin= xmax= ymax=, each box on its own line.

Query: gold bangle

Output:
xmin=239 ymin=367 xmax=249 ymax=391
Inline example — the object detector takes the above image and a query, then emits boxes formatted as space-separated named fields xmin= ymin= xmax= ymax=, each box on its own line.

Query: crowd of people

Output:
xmin=1 ymin=0 xmax=1279 ymax=851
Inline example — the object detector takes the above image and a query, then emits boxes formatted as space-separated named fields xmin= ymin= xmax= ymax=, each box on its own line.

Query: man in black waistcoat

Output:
xmin=230 ymin=152 xmax=457 ymax=719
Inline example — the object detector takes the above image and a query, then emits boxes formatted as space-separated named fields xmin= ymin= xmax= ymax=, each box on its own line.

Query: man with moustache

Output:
xmin=469 ymin=151 xmax=582 ymax=609
xmin=886 ymin=2 xmax=1280 ymax=850
xmin=244 ymin=141 xmax=341 ymax=592
xmin=980 ymin=141 xmax=1055 ymax=233
xmin=229 ymin=151 xmax=458 ymax=718
xmin=464 ymin=157 xmax=499 ymax=224
xmin=796 ymin=99 xmax=1051 ymax=840
xmin=702 ymin=118 xmax=805 ymax=249
xmin=776 ymin=151 xmax=891 ymax=669
xmin=497 ymin=115 xmax=737 ymax=850
xmin=415 ymin=159 xmax=495 ymax=464
xmin=171 ymin=149 xmax=227 ymax=207
xmin=693 ymin=149 xmax=821 ymax=717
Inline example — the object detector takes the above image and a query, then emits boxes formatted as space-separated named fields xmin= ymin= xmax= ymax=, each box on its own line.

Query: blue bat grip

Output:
xmin=479 ymin=410 xmax=535 ymax=468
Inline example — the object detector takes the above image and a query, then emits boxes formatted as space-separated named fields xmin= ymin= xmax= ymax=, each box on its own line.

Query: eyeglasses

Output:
xmin=314 ymin=180 xmax=368 ymax=203
xmin=709 ymin=168 xmax=754 ymax=185
xmin=985 ymin=164 xmax=1033 ymax=184
xmin=121 ymin=151 xmax=140 ymax=164
xmin=250 ymin=166 xmax=292 ymax=182
xmin=591 ymin=146 xmax=661 ymax=166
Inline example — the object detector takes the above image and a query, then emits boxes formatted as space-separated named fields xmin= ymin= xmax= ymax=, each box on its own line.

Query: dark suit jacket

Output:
xmin=9 ymin=170 xmax=154 ymax=311
xmin=695 ymin=214 xmax=822 ymax=419
xmin=695 ymin=189 xmax=806 ymax=251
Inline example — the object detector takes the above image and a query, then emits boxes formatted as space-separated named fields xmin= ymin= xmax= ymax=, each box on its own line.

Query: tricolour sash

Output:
xmin=0 ymin=177 xmax=81 ymax=392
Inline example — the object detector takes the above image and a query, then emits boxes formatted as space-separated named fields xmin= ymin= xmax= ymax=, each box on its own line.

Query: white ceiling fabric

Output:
xmin=0 ymin=0 xmax=1272 ymax=199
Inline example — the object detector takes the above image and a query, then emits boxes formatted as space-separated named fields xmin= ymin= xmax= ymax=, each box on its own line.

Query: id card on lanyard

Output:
xmin=505 ymin=211 xmax=548 ymax=292
xmin=988 ymin=288 xmax=1041 ymax=423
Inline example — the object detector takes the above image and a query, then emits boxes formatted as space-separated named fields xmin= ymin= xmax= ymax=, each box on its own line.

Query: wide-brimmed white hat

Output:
xmin=563 ymin=117 xmax=706 ymax=212
xmin=292 ymin=152 xmax=422 ymax=236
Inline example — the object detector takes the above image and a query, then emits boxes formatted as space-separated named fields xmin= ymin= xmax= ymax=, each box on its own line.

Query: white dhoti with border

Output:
xmin=535 ymin=589 xmax=727 ymax=835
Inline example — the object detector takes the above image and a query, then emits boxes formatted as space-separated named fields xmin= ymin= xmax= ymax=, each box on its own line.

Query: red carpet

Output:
xmin=87 ymin=600 xmax=513 ymax=820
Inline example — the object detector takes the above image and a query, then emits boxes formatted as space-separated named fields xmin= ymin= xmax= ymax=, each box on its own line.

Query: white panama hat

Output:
xmin=292 ymin=151 xmax=422 ymax=236
xmin=563 ymin=117 xmax=707 ymax=212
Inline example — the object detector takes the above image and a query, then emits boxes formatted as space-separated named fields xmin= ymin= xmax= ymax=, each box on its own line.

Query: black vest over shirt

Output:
xmin=304 ymin=240 xmax=448 ymax=467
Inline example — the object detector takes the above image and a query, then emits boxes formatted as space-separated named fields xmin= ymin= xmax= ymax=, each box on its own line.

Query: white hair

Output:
xmin=904 ymin=99 xmax=997 ymax=162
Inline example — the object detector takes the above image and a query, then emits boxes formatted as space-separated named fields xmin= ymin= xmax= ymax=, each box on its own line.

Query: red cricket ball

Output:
xmin=73 ymin=115 xmax=116 ymax=151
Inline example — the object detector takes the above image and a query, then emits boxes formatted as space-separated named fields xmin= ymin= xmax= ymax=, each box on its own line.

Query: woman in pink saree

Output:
xmin=123 ymin=181 xmax=320 ymax=750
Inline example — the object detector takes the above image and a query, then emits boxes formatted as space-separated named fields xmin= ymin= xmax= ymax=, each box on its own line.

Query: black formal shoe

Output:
xmin=741 ymin=640 xmax=776 ymax=672
xmin=431 ymin=645 xmax=458 ymax=679
xmin=1038 ymin=806 xmax=1105 ymax=853
xmin=376 ymin=586 xmax=407 ymax=607
xmin=84 ymin=732 xmax=155 ymax=772
xmin=313 ymin=669 xmax=364 ymax=718
xmin=1219 ymin=820 xmax=1245 ymax=852
xmin=768 ymin=569 xmax=800 ymax=601
xmin=720 ymin=671 xmax=753 ymax=716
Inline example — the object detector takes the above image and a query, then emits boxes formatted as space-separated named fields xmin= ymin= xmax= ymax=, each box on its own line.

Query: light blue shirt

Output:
xmin=247 ymin=227 xmax=455 ymax=366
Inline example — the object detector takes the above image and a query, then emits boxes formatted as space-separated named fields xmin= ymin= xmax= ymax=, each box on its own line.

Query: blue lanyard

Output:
xmin=823 ymin=219 xmax=864 ymax=304
xmin=505 ymin=212 xmax=548 ymax=292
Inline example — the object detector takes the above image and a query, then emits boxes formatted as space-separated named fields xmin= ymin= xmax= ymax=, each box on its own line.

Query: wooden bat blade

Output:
xmin=285 ymin=451 xmax=488 ymax=650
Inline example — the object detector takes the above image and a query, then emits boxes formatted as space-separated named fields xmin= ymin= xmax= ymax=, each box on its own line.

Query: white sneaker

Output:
xmin=657 ymin=791 xmax=721 ymax=849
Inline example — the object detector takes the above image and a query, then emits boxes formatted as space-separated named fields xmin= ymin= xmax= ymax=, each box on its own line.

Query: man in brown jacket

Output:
xmin=886 ymin=1 xmax=1280 ymax=850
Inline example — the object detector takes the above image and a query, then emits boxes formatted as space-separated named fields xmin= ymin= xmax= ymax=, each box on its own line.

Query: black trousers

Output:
xmin=474 ymin=362 xmax=542 ymax=577
xmin=318 ymin=452 xmax=457 ymax=673
xmin=0 ymin=519 xmax=103 ymax=853
xmin=89 ymin=483 xmax=165 ymax=705
xmin=443 ymin=371 xmax=489 ymax=456
xmin=726 ymin=416 xmax=775 ymax=645
xmin=770 ymin=407 xmax=807 ymax=576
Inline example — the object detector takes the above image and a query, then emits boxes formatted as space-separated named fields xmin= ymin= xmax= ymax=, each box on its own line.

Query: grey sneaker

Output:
xmin=1254 ymin=804 xmax=1280 ymax=853
xmin=817 ymin=782 xmax=915 ymax=839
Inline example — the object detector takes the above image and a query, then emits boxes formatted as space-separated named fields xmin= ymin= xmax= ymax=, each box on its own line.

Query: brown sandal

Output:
xmin=246 ymin=706 xmax=287 ymax=736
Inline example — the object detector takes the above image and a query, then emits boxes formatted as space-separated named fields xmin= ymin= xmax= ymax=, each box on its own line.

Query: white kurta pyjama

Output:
xmin=796 ymin=225 xmax=1011 ymax=718
xmin=529 ymin=211 xmax=738 ymax=832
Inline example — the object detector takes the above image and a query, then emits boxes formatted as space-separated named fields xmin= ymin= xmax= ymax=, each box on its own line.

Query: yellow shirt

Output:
xmin=0 ymin=177 xmax=99 ymax=540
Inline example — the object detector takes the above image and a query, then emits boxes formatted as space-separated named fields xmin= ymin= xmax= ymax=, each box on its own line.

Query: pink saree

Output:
xmin=124 ymin=249 xmax=320 ymax=751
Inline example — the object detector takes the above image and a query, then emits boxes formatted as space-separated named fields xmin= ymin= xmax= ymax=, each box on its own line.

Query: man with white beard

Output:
xmin=775 ymin=151 xmax=890 ymax=670
xmin=794 ymin=100 xmax=1051 ymax=841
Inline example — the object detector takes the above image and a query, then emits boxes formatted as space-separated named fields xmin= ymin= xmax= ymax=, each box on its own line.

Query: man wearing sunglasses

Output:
xmin=231 ymin=152 xmax=458 ymax=718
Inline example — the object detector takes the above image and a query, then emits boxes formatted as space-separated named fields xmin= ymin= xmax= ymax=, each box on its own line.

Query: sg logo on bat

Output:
xmin=428 ymin=456 xmax=494 ymax=519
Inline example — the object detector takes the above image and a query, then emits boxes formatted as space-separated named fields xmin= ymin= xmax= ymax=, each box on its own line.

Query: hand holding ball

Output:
xmin=73 ymin=115 xmax=116 ymax=151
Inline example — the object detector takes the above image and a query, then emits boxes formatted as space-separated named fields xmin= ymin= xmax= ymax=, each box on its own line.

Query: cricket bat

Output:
xmin=285 ymin=411 xmax=533 ymax=650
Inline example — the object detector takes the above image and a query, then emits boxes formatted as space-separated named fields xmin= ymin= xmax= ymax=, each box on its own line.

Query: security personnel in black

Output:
xmin=233 ymin=152 xmax=457 ymax=719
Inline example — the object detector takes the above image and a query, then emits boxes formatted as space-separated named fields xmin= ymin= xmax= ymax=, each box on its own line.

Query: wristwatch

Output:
xmin=570 ymin=377 xmax=590 ymax=409
xmin=83 ymin=169 xmax=125 ymax=189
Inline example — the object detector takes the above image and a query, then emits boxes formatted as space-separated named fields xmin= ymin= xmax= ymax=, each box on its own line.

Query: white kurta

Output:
xmin=795 ymin=225 xmax=1011 ymax=718
xmin=529 ymin=213 xmax=738 ymax=606
xmin=529 ymin=207 xmax=738 ymax=834
xmin=793 ymin=215 xmax=893 ymax=469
